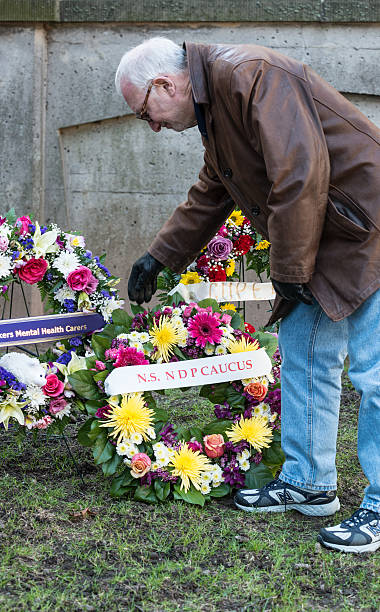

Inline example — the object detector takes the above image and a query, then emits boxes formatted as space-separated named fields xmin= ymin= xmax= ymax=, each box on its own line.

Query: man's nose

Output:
xmin=148 ymin=121 xmax=161 ymax=133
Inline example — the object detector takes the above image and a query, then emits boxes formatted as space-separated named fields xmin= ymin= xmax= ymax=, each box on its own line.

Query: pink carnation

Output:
xmin=113 ymin=346 xmax=149 ymax=368
xmin=67 ymin=266 xmax=98 ymax=294
xmin=187 ymin=440 xmax=203 ymax=453
xmin=49 ymin=396 xmax=68 ymax=415
xmin=188 ymin=311 xmax=223 ymax=348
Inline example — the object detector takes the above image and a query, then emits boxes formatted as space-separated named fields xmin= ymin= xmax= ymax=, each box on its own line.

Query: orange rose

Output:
xmin=244 ymin=382 xmax=268 ymax=401
xmin=130 ymin=453 xmax=151 ymax=478
xmin=203 ymin=434 xmax=225 ymax=458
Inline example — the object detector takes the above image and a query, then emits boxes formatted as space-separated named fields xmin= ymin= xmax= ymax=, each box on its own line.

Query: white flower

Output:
xmin=32 ymin=222 xmax=58 ymax=258
xmin=117 ymin=333 xmax=129 ymax=340
xmin=201 ymin=471 xmax=213 ymax=483
xmin=172 ymin=308 xmax=181 ymax=316
xmin=201 ymin=483 xmax=211 ymax=495
xmin=129 ymin=341 xmax=143 ymax=352
xmin=241 ymin=378 xmax=254 ymax=386
xmin=52 ymin=251 xmax=80 ymax=278
xmin=25 ymin=385 xmax=47 ymax=411
xmin=153 ymin=442 xmax=166 ymax=453
xmin=151 ymin=462 xmax=159 ymax=471
xmin=146 ymin=426 xmax=156 ymax=440
xmin=65 ymin=233 xmax=85 ymax=249
xmin=128 ymin=331 xmax=140 ymax=341
xmin=139 ymin=332 xmax=150 ymax=344
xmin=101 ymin=298 xmax=125 ymax=322
xmin=204 ymin=344 xmax=215 ymax=356
xmin=212 ymin=479 xmax=222 ymax=487
xmin=219 ymin=336 xmax=230 ymax=347
xmin=270 ymin=412 xmax=278 ymax=423
xmin=116 ymin=441 xmax=129 ymax=456
xmin=0 ymin=223 xmax=11 ymax=238
xmin=215 ymin=345 xmax=227 ymax=355
xmin=54 ymin=284 xmax=76 ymax=304
xmin=157 ymin=455 xmax=170 ymax=467
xmin=130 ymin=432 xmax=143 ymax=445
xmin=239 ymin=459 xmax=250 ymax=472
xmin=0 ymin=254 xmax=12 ymax=279
xmin=54 ymin=404 xmax=71 ymax=419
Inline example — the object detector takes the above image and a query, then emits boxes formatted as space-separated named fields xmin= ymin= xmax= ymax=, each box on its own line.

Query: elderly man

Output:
xmin=115 ymin=37 xmax=380 ymax=553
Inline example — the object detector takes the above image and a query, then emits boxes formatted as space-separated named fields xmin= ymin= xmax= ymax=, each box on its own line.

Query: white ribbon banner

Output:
xmin=168 ymin=281 xmax=275 ymax=303
xmin=104 ymin=348 xmax=272 ymax=396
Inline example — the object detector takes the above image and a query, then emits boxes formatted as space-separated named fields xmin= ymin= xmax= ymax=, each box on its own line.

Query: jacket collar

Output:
xmin=183 ymin=41 xmax=210 ymax=105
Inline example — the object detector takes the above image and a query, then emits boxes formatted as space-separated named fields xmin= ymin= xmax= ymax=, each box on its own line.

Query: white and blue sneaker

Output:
xmin=234 ymin=478 xmax=340 ymax=516
xmin=318 ymin=508 xmax=380 ymax=553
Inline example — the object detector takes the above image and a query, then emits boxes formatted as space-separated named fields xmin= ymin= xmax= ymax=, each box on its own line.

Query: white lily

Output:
xmin=55 ymin=352 xmax=87 ymax=383
xmin=0 ymin=395 xmax=28 ymax=430
xmin=32 ymin=222 xmax=59 ymax=258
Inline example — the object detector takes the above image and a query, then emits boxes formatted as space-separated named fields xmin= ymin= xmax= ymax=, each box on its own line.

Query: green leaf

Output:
xmin=93 ymin=434 xmax=114 ymax=465
xmin=244 ymin=462 xmax=273 ymax=489
xmin=230 ymin=312 xmax=245 ymax=331
xmin=110 ymin=470 xmax=135 ymax=497
xmin=134 ymin=485 xmax=158 ymax=504
xmin=173 ymin=484 xmax=205 ymax=507
xmin=87 ymin=419 xmax=101 ymax=441
xmin=210 ymin=483 xmax=230 ymax=498
xmin=85 ymin=400 xmax=104 ymax=416
xmin=175 ymin=426 xmax=191 ymax=442
xmin=261 ymin=441 xmax=285 ymax=470
xmin=173 ymin=346 xmax=186 ymax=360
xmin=143 ymin=391 xmax=156 ymax=412
xmin=94 ymin=370 xmax=108 ymax=383
xmin=96 ymin=324 xmax=126 ymax=340
xmin=225 ymin=386 xmax=245 ymax=410
xmin=202 ymin=420 xmax=232 ymax=436
xmin=188 ymin=426 xmax=203 ymax=442
xmin=252 ymin=331 xmax=278 ymax=358
xmin=154 ymin=479 xmax=171 ymax=501
xmin=199 ymin=382 xmax=229 ymax=404
xmin=91 ymin=334 xmax=112 ymax=360
xmin=77 ymin=418 xmax=95 ymax=447
xmin=130 ymin=304 xmax=146 ymax=315
xmin=196 ymin=298 xmax=220 ymax=312
xmin=6 ymin=208 xmax=17 ymax=226
xmin=111 ymin=308 xmax=133 ymax=328
xmin=68 ymin=370 xmax=101 ymax=400
xmin=153 ymin=407 xmax=169 ymax=423
xmin=102 ymin=453 xmax=122 ymax=476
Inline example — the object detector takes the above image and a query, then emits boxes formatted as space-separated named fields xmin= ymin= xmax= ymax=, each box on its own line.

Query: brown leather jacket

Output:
xmin=148 ymin=42 xmax=380 ymax=323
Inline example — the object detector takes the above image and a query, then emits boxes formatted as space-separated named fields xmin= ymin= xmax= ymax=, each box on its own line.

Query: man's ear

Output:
xmin=152 ymin=76 xmax=176 ymax=96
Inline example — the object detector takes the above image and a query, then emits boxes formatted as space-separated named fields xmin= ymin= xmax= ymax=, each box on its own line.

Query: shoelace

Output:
xmin=342 ymin=508 xmax=380 ymax=528
xmin=255 ymin=478 xmax=290 ymax=511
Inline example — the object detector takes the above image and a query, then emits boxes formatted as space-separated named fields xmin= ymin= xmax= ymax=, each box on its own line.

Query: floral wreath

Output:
xmin=0 ymin=209 xmax=124 ymax=435
xmin=67 ymin=303 xmax=283 ymax=506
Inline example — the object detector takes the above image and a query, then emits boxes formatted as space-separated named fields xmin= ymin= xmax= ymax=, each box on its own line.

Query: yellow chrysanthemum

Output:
xmin=180 ymin=271 xmax=201 ymax=285
xmin=226 ymin=416 xmax=273 ymax=451
xmin=225 ymin=259 xmax=235 ymax=277
xmin=169 ymin=443 xmax=211 ymax=492
xmin=227 ymin=209 xmax=245 ymax=226
xmin=99 ymin=393 xmax=154 ymax=443
xmin=228 ymin=337 xmax=259 ymax=353
xmin=255 ymin=240 xmax=271 ymax=250
xmin=150 ymin=315 xmax=188 ymax=362
xmin=220 ymin=302 xmax=237 ymax=312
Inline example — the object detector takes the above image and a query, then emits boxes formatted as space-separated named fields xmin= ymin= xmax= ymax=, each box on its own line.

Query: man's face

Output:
xmin=121 ymin=78 xmax=197 ymax=133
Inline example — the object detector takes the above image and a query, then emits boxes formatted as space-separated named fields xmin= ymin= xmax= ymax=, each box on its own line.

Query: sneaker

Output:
xmin=234 ymin=478 xmax=340 ymax=516
xmin=318 ymin=508 xmax=380 ymax=553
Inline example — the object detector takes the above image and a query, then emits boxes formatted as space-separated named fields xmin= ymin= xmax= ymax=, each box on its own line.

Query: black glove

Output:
xmin=271 ymin=279 xmax=313 ymax=305
xmin=128 ymin=252 xmax=164 ymax=304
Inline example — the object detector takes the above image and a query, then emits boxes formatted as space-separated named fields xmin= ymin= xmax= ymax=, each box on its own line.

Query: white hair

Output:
xmin=115 ymin=37 xmax=187 ymax=94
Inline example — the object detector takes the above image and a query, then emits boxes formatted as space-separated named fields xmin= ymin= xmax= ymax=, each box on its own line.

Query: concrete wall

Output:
xmin=0 ymin=7 xmax=379 ymax=324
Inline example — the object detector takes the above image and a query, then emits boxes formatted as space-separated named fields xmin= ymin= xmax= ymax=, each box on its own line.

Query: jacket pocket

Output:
xmin=326 ymin=187 xmax=370 ymax=240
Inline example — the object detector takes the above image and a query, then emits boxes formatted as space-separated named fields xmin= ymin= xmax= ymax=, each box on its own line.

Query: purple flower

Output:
xmin=207 ymin=236 xmax=233 ymax=261
xmin=159 ymin=423 xmax=178 ymax=447
xmin=214 ymin=403 xmax=234 ymax=420
xmin=63 ymin=299 xmax=76 ymax=312
xmin=56 ymin=351 xmax=73 ymax=365
xmin=69 ymin=336 xmax=82 ymax=347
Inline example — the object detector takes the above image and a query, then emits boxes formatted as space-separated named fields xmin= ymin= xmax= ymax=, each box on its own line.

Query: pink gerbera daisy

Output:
xmin=113 ymin=346 xmax=149 ymax=368
xmin=187 ymin=312 xmax=223 ymax=348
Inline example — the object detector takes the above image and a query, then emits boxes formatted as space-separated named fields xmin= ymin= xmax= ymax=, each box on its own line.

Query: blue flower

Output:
xmin=63 ymin=299 xmax=76 ymax=313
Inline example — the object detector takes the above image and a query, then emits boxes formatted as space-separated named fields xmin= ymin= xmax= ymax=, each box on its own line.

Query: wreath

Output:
xmin=0 ymin=209 xmax=123 ymax=435
xmin=68 ymin=303 xmax=283 ymax=506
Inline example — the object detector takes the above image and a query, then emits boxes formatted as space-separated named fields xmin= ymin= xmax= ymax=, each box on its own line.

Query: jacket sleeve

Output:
xmin=231 ymin=62 xmax=331 ymax=283
xmin=148 ymin=151 xmax=234 ymax=272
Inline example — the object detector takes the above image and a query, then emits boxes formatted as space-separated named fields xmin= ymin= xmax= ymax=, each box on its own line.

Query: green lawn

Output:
xmin=0 ymin=377 xmax=379 ymax=611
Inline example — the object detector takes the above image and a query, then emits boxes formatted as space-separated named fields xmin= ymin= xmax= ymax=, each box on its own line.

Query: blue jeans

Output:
xmin=278 ymin=288 xmax=380 ymax=513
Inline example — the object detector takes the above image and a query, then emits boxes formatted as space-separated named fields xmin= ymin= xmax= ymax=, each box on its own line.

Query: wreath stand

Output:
xmin=1 ymin=282 xmax=86 ymax=487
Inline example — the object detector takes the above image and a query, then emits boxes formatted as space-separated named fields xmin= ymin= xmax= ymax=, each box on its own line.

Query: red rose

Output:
xmin=244 ymin=382 xmax=268 ymax=401
xmin=209 ymin=267 xmax=227 ymax=282
xmin=67 ymin=266 xmax=98 ymax=294
xmin=245 ymin=322 xmax=256 ymax=334
xmin=15 ymin=215 xmax=32 ymax=235
xmin=42 ymin=374 xmax=65 ymax=397
xmin=16 ymin=258 xmax=48 ymax=284
xmin=233 ymin=235 xmax=254 ymax=255
xmin=49 ymin=396 xmax=68 ymax=415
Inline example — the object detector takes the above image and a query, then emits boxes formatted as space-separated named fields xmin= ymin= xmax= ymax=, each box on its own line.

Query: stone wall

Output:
xmin=0 ymin=3 xmax=379 ymax=323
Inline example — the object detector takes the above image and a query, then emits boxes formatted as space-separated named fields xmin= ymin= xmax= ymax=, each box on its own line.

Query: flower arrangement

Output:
xmin=68 ymin=304 xmax=283 ymax=506
xmin=0 ymin=209 xmax=123 ymax=322
xmin=0 ymin=351 xmax=86 ymax=434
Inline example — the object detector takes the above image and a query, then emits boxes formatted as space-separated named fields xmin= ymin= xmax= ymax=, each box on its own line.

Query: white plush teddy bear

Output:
xmin=0 ymin=352 xmax=47 ymax=387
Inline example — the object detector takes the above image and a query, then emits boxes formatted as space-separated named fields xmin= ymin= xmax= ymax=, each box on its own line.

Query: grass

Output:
xmin=0 ymin=376 xmax=379 ymax=611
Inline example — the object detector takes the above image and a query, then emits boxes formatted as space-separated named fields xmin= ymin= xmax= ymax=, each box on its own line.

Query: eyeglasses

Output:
xmin=135 ymin=81 xmax=153 ymax=121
